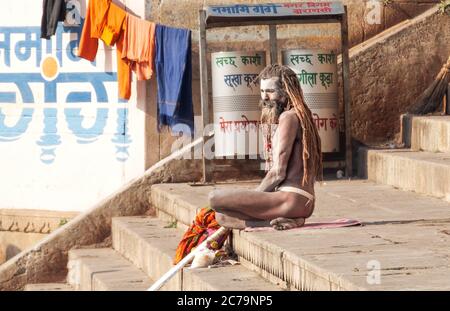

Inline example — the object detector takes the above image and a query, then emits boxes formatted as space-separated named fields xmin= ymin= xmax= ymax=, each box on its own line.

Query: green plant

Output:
xmin=164 ymin=220 xmax=177 ymax=228
xmin=58 ymin=218 xmax=68 ymax=227
xmin=440 ymin=0 xmax=450 ymax=14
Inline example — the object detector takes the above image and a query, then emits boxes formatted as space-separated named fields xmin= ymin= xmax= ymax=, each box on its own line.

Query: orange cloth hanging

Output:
xmin=78 ymin=0 xmax=111 ymax=62
xmin=121 ymin=14 xmax=156 ymax=81
xmin=100 ymin=3 xmax=131 ymax=100
xmin=78 ymin=0 xmax=132 ymax=100
xmin=100 ymin=2 xmax=126 ymax=46
xmin=173 ymin=207 xmax=228 ymax=265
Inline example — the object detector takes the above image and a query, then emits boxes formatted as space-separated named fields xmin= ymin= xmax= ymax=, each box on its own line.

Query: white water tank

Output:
xmin=211 ymin=51 xmax=266 ymax=157
xmin=282 ymin=49 xmax=339 ymax=152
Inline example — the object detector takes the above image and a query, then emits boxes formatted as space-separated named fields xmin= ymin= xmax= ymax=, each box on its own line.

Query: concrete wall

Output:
xmin=347 ymin=7 xmax=450 ymax=144
xmin=0 ymin=0 xmax=147 ymax=212
xmin=0 ymin=210 xmax=78 ymax=265
xmin=146 ymin=0 xmax=440 ymax=49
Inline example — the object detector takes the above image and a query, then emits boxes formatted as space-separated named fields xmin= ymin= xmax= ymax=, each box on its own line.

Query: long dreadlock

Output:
xmin=259 ymin=64 xmax=323 ymax=185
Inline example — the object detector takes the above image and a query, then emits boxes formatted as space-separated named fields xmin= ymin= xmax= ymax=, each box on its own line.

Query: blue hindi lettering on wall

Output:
xmin=0 ymin=18 xmax=131 ymax=164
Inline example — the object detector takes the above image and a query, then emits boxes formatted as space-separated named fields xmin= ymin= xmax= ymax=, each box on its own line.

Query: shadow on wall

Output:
xmin=0 ymin=244 xmax=22 ymax=265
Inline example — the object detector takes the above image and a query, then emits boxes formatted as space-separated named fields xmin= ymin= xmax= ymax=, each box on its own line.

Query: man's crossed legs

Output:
xmin=209 ymin=189 xmax=314 ymax=231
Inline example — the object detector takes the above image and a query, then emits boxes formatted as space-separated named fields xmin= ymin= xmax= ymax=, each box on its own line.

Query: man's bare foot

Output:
xmin=269 ymin=217 xmax=305 ymax=230
xmin=215 ymin=213 xmax=247 ymax=229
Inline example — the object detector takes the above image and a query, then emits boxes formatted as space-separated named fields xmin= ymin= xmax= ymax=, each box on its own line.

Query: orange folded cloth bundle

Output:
xmin=173 ymin=207 xmax=229 ymax=265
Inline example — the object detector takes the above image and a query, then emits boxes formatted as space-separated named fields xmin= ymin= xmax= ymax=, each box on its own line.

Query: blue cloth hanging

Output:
xmin=155 ymin=25 xmax=194 ymax=136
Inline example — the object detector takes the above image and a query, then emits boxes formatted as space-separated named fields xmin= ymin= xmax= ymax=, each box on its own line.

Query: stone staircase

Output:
xmin=25 ymin=116 xmax=450 ymax=291
xmin=25 ymin=214 xmax=282 ymax=291
xmin=150 ymin=180 xmax=450 ymax=291
xmin=361 ymin=115 xmax=450 ymax=202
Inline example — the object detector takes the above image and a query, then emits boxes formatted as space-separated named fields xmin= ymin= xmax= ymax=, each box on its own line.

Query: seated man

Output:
xmin=209 ymin=64 xmax=323 ymax=230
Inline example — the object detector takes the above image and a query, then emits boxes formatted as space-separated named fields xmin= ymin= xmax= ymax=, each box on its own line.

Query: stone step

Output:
xmin=365 ymin=149 xmax=450 ymax=201
xmin=24 ymin=283 xmax=74 ymax=291
xmin=150 ymin=181 xmax=450 ymax=290
xmin=112 ymin=216 xmax=283 ymax=291
xmin=67 ymin=248 xmax=153 ymax=291
xmin=151 ymin=182 xmax=258 ymax=228
xmin=406 ymin=116 xmax=450 ymax=153
xmin=111 ymin=217 xmax=182 ymax=290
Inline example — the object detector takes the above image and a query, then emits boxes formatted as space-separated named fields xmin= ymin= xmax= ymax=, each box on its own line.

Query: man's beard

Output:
xmin=260 ymin=99 xmax=286 ymax=171
xmin=260 ymin=99 xmax=286 ymax=125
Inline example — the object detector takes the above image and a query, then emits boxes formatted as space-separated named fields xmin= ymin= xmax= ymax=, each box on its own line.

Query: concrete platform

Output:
xmin=112 ymin=217 xmax=283 ymax=291
xmin=365 ymin=149 xmax=450 ymax=201
xmin=24 ymin=283 xmax=74 ymax=291
xmin=67 ymin=248 xmax=153 ymax=291
xmin=150 ymin=180 xmax=450 ymax=290
xmin=410 ymin=116 xmax=450 ymax=153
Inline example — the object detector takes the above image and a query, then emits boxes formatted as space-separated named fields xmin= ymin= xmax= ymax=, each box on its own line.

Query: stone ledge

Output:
xmin=401 ymin=115 xmax=450 ymax=152
xmin=0 ymin=209 xmax=79 ymax=234
xmin=410 ymin=116 xmax=450 ymax=153
xmin=182 ymin=265 xmax=283 ymax=291
xmin=24 ymin=283 xmax=74 ymax=291
xmin=366 ymin=149 xmax=450 ymax=201
xmin=67 ymin=248 xmax=152 ymax=291
xmin=112 ymin=216 xmax=183 ymax=291
xmin=112 ymin=216 xmax=283 ymax=291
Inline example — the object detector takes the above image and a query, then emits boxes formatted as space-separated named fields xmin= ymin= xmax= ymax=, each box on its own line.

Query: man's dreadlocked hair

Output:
xmin=259 ymin=64 xmax=323 ymax=185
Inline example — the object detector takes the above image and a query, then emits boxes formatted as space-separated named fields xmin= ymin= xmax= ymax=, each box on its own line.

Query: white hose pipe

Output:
xmin=147 ymin=226 xmax=230 ymax=291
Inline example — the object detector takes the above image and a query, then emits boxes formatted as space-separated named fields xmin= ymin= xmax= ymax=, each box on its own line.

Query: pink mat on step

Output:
xmin=243 ymin=218 xmax=362 ymax=232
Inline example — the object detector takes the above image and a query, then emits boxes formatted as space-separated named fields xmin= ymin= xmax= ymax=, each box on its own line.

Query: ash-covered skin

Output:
xmin=209 ymin=72 xmax=316 ymax=230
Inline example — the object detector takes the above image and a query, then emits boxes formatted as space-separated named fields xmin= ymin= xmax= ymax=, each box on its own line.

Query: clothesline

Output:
xmin=41 ymin=0 xmax=194 ymax=134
